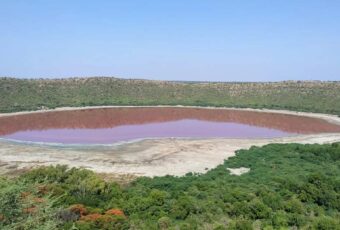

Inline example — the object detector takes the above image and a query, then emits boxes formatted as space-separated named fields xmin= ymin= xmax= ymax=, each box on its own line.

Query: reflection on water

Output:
xmin=0 ymin=107 xmax=339 ymax=144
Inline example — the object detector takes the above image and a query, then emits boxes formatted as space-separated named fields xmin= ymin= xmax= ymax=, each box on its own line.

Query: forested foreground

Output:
xmin=1 ymin=143 xmax=339 ymax=229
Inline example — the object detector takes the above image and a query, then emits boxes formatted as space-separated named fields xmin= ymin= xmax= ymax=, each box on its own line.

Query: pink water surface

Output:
xmin=3 ymin=119 xmax=293 ymax=144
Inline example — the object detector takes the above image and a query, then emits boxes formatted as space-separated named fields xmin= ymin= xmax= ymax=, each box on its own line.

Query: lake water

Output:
xmin=1 ymin=107 xmax=340 ymax=144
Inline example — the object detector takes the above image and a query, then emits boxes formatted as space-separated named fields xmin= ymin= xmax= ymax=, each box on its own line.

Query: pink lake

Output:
xmin=1 ymin=107 xmax=340 ymax=144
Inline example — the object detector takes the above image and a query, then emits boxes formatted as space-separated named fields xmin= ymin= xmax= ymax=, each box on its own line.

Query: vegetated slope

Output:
xmin=1 ymin=77 xmax=340 ymax=115
xmin=1 ymin=143 xmax=340 ymax=229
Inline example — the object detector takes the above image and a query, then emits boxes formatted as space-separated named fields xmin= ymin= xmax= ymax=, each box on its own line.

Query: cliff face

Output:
xmin=0 ymin=77 xmax=340 ymax=115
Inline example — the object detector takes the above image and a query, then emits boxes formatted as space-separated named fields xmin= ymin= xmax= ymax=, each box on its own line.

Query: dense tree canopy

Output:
xmin=1 ymin=143 xmax=339 ymax=229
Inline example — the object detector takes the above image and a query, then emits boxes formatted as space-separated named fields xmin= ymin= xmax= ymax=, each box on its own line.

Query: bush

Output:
xmin=1 ymin=143 xmax=340 ymax=229
xmin=313 ymin=216 xmax=339 ymax=230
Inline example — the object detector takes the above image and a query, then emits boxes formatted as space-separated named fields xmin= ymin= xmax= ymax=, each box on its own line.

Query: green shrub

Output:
xmin=1 ymin=143 xmax=340 ymax=229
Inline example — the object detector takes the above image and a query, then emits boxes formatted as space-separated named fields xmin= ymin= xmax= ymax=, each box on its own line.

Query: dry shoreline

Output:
xmin=0 ymin=106 xmax=340 ymax=177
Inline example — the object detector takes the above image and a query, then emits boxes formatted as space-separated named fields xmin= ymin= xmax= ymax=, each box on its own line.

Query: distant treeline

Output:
xmin=1 ymin=77 xmax=340 ymax=115
xmin=0 ymin=143 xmax=339 ymax=229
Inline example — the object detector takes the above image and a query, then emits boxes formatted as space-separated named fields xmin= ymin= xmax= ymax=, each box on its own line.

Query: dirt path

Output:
xmin=0 ymin=106 xmax=340 ymax=177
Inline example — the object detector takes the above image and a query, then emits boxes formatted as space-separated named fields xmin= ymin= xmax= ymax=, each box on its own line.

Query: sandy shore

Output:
xmin=0 ymin=106 xmax=340 ymax=177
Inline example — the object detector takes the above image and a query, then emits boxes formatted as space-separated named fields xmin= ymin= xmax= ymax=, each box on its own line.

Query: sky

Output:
xmin=0 ymin=0 xmax=339 ymax=82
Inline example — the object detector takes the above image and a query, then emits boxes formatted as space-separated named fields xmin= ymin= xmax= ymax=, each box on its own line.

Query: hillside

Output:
xmin=1 ymin=77 xmax=340 ymax=115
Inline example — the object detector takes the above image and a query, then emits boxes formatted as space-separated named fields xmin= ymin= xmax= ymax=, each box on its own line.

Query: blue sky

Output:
xmin=0 ymin=0 xmax=339 ymax=81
